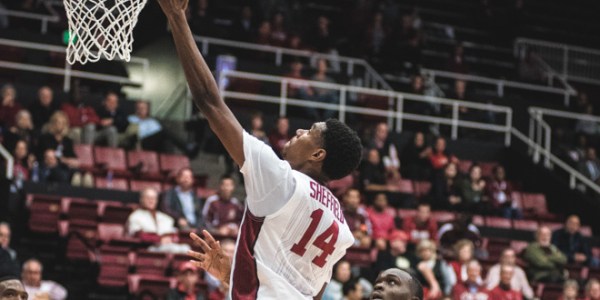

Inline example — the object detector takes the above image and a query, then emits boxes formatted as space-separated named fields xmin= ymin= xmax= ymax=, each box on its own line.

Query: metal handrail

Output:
xmin=0 ymin=144 xmax=13 ymax=180
xmin=193 ymin=36 xmax=393 ymax=91
xmin=0 ymin=2 xmax=61 ymax=34
xmin=219 ymin=70 xmax=513 ymax=146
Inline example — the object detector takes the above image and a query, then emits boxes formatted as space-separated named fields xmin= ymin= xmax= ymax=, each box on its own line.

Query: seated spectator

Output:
xmin=255 ymin=20 xmax=272 ymax=46
xmin=10 ymin=140 xmax=33 ymax=193
xmin=342 ymin=189 xmax=372 ymax=247
xmin=162 ymin=168 xmax=205 ymax=230
xmin=21 ymin=259 xmax=67 ymax=300
xmin=363 ymin=12 xmax=388 ymax=61
xmin=578 ymin=147 xmax=600 ymax=183
xmin=585 ymin=279 xmax=600 ymax=300
xmin=518 ymin=48 xmax=546 ymax=83
xmin=0 ymin=84 xmax=23 ymax=128
xmin=0 ymin=222 xmax=17 ymax=262
xmin=446 ymin=43 xmax=469 ymax=74
xmin=342 ymin=277 xmax=363 ymax=300
xmin=488 ymin=264 xmax=523 ymax=300
xmin=323 ymin=260 xmax=372 ymax=300
xmin=485 ymin=248 xmax=534 ymax=299
xmin=231 ymin=6 xmax=255 ymax=42
xmin=486 ymin=165 xmax=521 ymax=219
xmin=552 ymin=214 xmax=593 ymax=266
xmin=28 ymin=86 xmax=59 ymax=131
xmin=127 ymin=188 xmax=189 ymax=253
xmin=402 ymin=202 xmax=438 ymax=245
xmin=189 ymin=0 xmax=213 ymax=35
xmin=39 ymin=149 xmax=71 ymax=184
xmin=430 ymin=162 xmax=462 ymax=210
xmin=2 ymin=110 xmax=36 ymax=158
xmin=270 ymin=12 xmax=287 ymax=46
xmin=369 ymin=123 xmax=400 ymax=179
xmin=306 ymin=16 xmax=335 ymax=53
xmin=438 ymin=214 xmax=482 ymax=253
xmin=400 ymin=131 xmax=431 ymax=180
xmin=429 ymin=137 xmax=458 ymax=172
xmin=61 ymin=87 xmax=99 ymax=145
xmin=575 ymin=104 xmax=598 ymax=136
xmin=415 ymin=239 xmax=456 ymax=298
xmin=202 ymin=177 xmax=242 ymax=236
xmin=247 ymin=112 xmax=269 ymax=145
xmin=560 ymin=280 xmax=580 ymax=300
xmin=449 ymin=240 xmax=482 ymax=284
xmin=459 ymin=164 xmax=487 ymax=212
xmin=523 ymin=226 xmax=567 ymax=283
xmin=373 ymin=230 xmax=414 ymax=278
xmin=360 ymin=149 xmax=390 ymax=192
xmin=451 ymin=260 xmax=488 ymax=300
xmin=366 ymin=193 xmax=396 ymax=249
xmin=309 ymin=58 xmax=339 ymax=120
xmin=567 ymin=134 xmax=588 ymax=164
xmin=268 ymin=117 xmax=290 ymax=157
xmin=96 ymin=91 xmax=128 ymax=147
xmin=166 ymin=261 xmax=204 ymax=300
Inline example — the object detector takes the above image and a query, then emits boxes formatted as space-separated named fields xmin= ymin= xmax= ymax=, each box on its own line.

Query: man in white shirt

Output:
xmin=485 ymin=248 xmax=534 ymax=299
xmin=21 ymin=259 xmax=67 ymax=300
xmin=157 ymin=0 xmax=363 ymax=298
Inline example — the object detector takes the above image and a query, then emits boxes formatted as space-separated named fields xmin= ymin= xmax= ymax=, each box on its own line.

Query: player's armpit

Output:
xmin=313 ymin=283 xmax=327 ymax=300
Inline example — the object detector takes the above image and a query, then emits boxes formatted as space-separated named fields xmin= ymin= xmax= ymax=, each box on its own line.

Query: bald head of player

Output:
xmin=281 ymin=119 xmax=362 ymax=182
xmin=370 ymin=268 xmax=423 ymax=300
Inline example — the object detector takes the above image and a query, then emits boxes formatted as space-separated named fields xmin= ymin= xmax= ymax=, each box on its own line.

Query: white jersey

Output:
xmin=231 ymin=131 xmax=354 ymax=299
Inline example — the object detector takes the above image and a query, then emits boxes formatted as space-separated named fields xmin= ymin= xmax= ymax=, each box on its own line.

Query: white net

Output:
xmin=63 ymin=0 xmax=148 ymax=65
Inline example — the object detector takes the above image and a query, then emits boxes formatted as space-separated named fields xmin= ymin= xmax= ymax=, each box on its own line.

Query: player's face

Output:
xmin=282 ymin=122 xmax=326 ymax=171
xmin=0 ymin=280 xmax=28 ymax=300
xmin=371 ymin=269 xmax=414 ymax=300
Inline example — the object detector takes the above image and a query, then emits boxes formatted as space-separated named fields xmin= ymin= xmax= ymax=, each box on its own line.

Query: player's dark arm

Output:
xmin=157 ymin=0 xmax=244 ymax=166
xmin=313 ymin=284 xmax=326 ymax=300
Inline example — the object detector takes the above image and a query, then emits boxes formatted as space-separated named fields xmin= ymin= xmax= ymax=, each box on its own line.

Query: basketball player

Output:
xmin=156 ymin=0 xmax=363 ymax=298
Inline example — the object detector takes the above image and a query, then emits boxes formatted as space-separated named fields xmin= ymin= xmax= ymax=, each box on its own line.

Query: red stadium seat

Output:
xmin=64 ymin=220 xmax=98 ymax=261
xmin=159 ymin=153 xmax=190 ymax=178
xmin=431 ymin=211 xmax=455 ymax=224
xmin=395 ymin=179 xmax=414 ymax=194
xmin=355 ymin=94 xmax=388 ymax=123
xmin=133 ymin=251 xmax=169 ymax=276
xmin=541 ymin=221 xmax=563 ymax=232
xmin=521 ymin=193 xmax=557 ymax=220
xmin=95 ymin=176 xmax=129 ymax=191
xmin=127 ymin=150 xmax=162 ymax=180
xmin=539 ymin=283 xmax=564 ymax=300
xmin=413 ymin=181 xmax=432 ymax=198
xmin=580 ymin=225 xmax=593 ymax=237
xmin=98 ymin=223 xmax=125 ymax=243
xmin=73 ymin=144 xmax=95 ymax=172
xmin=327 ymin=175 xmax=354 ymax=197
xmin=130 ymin=180 xmax=162 ymax=193
xmin=63 ymin=198 xmax=99 ymax=224
xmin=94 ymin=147 xmax=129 ymax=176
xmin=458 ymin=160 xmax=473 ymax=174
xmin=478 ymin=162 xmax=498 ymax=178
xmin=472 ymin=215 xmax=485 ymax=227
xmin=27 ymin=195 xmax=61 ymax=233
xmin=101 ymin=202 xmax=134 ymax=224
xmin=398 ymin=209 xmax=416 ymax=219
xmin=510 ymin=240 xmax=529 ymax=255
xmin=485 ymin=217 xmax=512 ymax=229
xmin=98 ymin=247 xmax=130 ymax=288
xmin=513 ymin=220 xmax=539 ymax=232
xmin=129 ymin=275 xmax=172 ymax=298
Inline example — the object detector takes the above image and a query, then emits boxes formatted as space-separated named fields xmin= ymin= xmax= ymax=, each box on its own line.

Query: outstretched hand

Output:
xmin=188 ymin=230 xmax=232 ymax=284
xmin=157 ymin=0 xmax=188 ymax=16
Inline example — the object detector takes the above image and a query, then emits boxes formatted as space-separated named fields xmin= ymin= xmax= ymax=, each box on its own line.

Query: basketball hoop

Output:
xmin=63 ymin=0 xmax=148 ymax=65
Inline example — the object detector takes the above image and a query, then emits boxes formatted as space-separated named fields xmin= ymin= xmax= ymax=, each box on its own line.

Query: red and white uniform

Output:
xmin=231 ymin=131 xmax=354 ymax=299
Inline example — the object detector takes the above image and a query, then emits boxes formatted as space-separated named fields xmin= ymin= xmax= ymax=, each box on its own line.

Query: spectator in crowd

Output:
xmin=487 ymin=264 xmax=522 ymax=300
xmin=255 ymin=20 xmax=272 ymax=46
xmin=363 ymin=12 xmax=388 ymax=62
xmin=162 ymin=168 xmax=204 ymax=230
xmin=28 ymin=86 xmax=59 ymax=131
xmin=451 ymin=260 xmax=488 ymax=300
xmin=446 ymin=43 xmax=469 ymax=74
xmin=268 ymin=117 xmax=290 ymax=157
xmin=307 ymin=16 xmax=334 ymax=53
xmin=429 ymin=137 xmax=458 ymax=172
xmin=166 ymin=261 xmax=205 ymax=300
xmin=571 ymin=91 xmax=590 ymax=114
xmin=323 ymin=260 xmax=372 ymax=300
xmin=552 ymin=214 xmax=593 ymax=266
xmin=373 ymin=230 xmax=414 ymax=278
xmin=518 ymin=48 xmax=546 ymax=83
xmin=247 ymin=112 xmax=269 ymax=145
xmin=96 ymin=91 xmax=128 ymax=147
xmin=127 ymin=188 xmax=189 ymax=253
xmin=578 ymin=147 xmax=600 ymax=183
xmin=0 ymin=275 xmax=28 ymax=300
xmin=485 ymin=248 xmax=534 ymax=299
xmin=585 ymin=279 xmax=600 ymax=300
xmin=202 ymin=177 xmax=242 ymax=236
xmin=189 ymin=0 xmax=212 ymax=35
xmin=38 ymin=149 xmax=71 ymax=184
xmin=367 ymin=193 xmax=396 ymax=249
xmin=270 ymin=12 xmax=287 ymax=46
xmin=449 ymin=240 xmax=482 ymax=284
xmin=430 ymin=162 xmax=462 ymax=210
xmin=0 ymin=84 xmax=23 ymax=128
xmin=231 ymin=6 xmax=255 ymax=42
xmin=310 ymin=58 xmax=339 ymax=120
xmin=2 ymin=110 xmax=35 ymax=153
xmin=560 ymin=280 xmax=579 ymax=300
xmin=567 ymin=135 xmax=588 ymax=164
xmin=403 ymin=202 xmax=438 ymax=245
xmin=342 ymin=189 xmax=372 ymax=248
xmin=415 ymin=239 xmax=456 ymax=297
xmin=486 ymin=165 xmax=521 ymax=219
xmin=459 ymin=164 xmax=487 ymax=212
xmin=21 ymin=259 xmax=67 ymax=300
xmin=438 ymin=214 xmax=482 ymax=252
xmin=61 ymin=87 xmax=99 ymax=145
xmin=36 ymin=112 xmax=82 ymax=180
xmin=342 ymin=277 xmax=362 ymax=300
xmin=360 ymin=149 xmax=390 ymax=192
xmin=523 ymin=226 xmax=567 ymax=283
xmin=284 ymin=60 xmax=313 ymax=103
xmin=575 ymin=104 xmax=598 ymax=136
xmin=0 ymin=223 xmax=16 ymax=262
xmin=400 ymin=131 xmax=431 ymax=180
xmin=369 ymin=123 xmax=400 ymax=179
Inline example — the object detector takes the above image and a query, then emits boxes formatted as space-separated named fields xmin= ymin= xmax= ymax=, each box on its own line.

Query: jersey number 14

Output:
xmin=290 ymin=209 xmax=339 ymax=268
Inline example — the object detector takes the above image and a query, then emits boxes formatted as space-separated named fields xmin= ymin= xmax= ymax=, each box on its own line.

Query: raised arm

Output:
xmin=158 ymin=0 xmax=244 ymax=165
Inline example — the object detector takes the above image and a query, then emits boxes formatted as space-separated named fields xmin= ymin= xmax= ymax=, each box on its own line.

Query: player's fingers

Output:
xmin=202 ymin=230 xmax=219 ymax=248
xmin=187 ymin=250 xmax=206 ymax=262
xmin=190 ymin=232 xmax=211 ymax=250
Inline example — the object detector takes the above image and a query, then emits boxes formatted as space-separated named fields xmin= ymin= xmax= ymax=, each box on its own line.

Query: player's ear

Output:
xmin=311 ymin=148 xmax=326 ymax=162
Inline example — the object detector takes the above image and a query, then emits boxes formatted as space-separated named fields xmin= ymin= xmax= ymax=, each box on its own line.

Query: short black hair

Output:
xmin=409 ymin=273 xmax=424 ymax=300
xmin=342 ymin=277 xmax=360 ymax=296
xmin=322 ymin=119 xmax=362 ymax=180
